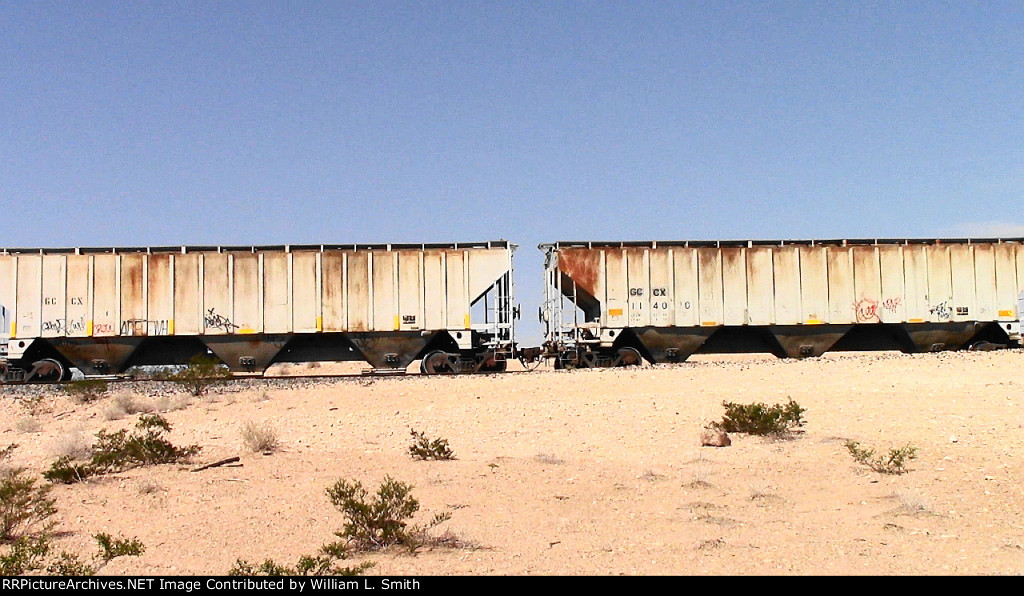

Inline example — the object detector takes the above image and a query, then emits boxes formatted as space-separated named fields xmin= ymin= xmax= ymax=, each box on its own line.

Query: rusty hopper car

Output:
xmin=0 ymin=241 xmax=516 ymax=382
xmin=540 ymin=239 xmax=1024 ymax=367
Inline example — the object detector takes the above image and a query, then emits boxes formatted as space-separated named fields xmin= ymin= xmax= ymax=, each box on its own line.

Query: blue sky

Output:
xmin=3 ymin=1 xmax=1023 ymax=342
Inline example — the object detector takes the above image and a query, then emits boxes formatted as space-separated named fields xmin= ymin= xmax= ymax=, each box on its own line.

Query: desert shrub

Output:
xmin=44 ymin=415 xmax=201 ymax=484
xmin=43 ymin=457 xmax=96 ymax=485
xmin=1 ymin=446 xmax=57 ymax=543
xmin=229 ymin=483 xmax=378 ymax=576
xmin=326 ymin=475 xmax=450 ymax=552
xmin=229 ymin=553 xmax=373 ymax=577
xmin=89 ymin=414 xmax=200 ymax=470
xmin=845 ymin=441 xmax=917 ymax=475
xmin=0 ymin=445 xmax=16 ymax=470
xmin=711 ymin=399 xmax=806 ymax=435
xmin=169 ymin=356 xmax=232 ymax=396
xmin=94 ymin=533 xmax=145 ymax=561
xmin=45 ymin=533 xmax=144 ymax=576
xmin=1 ymin=470 xmax=58 ymax=543
xmin=232 ymin=475 xmax=454 ymax=573
xmin=0 ymin=536 xmax=50 ymax=575
xmin=61 ymin=379 xmax=110 ymax=404
xmin=1 ymin=528 xmax=143 ymax=576
xmin=45 ymin=551 xmax=95 ymax=576
xmin=241 ymin=422 xmax=280 ymax=453
xmin=327 ymin=476 xmax=419 ymax=550
xmin=408 ymin=429 xmax=455 ymax=461
xmin=1 ymin=444 xmax=143 ymax=575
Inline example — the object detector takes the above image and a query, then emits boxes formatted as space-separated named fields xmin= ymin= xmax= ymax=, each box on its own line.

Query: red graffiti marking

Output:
xmin=855 ymin=298 xmax=880 ymax=323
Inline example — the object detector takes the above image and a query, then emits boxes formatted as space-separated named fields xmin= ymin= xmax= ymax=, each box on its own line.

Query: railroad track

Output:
xmin=0 ymin=364 xmax=548 ymax=393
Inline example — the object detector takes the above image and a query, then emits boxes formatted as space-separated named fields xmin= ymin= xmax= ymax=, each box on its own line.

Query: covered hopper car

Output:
xmin=0 ymin=241 xmax=517 ymax=382
xmin=3 ymin=237 xmax=1023 ymax=383
xmin=540 ymin=239 xmax=1024 ymax=368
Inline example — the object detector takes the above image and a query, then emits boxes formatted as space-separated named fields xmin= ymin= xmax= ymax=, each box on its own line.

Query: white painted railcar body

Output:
xmin=541 ymin=239 xmax=1023 ymax=366
xmin=0 ymin=241 xmax=516 ymax=380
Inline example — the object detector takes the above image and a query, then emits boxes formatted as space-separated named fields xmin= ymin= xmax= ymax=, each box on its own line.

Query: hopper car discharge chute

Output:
xmin=536 ymin=239 xmax=1024 ymax=368
xmin=0 ymin=241 xmax=520 ymax=383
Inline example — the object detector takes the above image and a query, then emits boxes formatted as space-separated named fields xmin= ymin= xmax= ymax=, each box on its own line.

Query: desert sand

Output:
xmin=2 ymin=349 xmax=1023 ymax=576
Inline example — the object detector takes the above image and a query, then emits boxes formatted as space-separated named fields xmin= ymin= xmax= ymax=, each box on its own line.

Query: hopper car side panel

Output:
xmin=541 ymin=239 xmax=1024 ymax=367
xmin=772 ymin=246 xmax=800 ymax=325
xmin=0 ymin=242 xmax=516 ymax=381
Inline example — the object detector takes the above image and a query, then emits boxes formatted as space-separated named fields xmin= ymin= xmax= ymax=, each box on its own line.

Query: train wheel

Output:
xmin=26 ymin=358 xmax=66 ymax=383
xmin=616 ymin=347 xmax=643 ymax=367
xmin=420 ymin=351 xmax=455 ymax=374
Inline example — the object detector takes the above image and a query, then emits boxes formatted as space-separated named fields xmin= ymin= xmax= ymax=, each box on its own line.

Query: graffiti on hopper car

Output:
xmin=204 ymin=309 xmax=240 ymax=333
xmin=882 ymin=297 xmax=902 ymax=313
xmin=120 ymin=319 xmax=170 ymax=336
xmin=41 ymin=317 xmax=86 ymax=334
xmin=854 ymin=298 xmax=880 ymax=323
xmin=855 ymin=297 xmax=905 ymax=322
xmin=929 ymin=301 xmax=953 ymax=320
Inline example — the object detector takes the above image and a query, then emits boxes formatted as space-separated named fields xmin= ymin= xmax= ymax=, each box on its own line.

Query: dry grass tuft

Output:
xmin=418 ymin=529 xmax=486 ymax=551
xmin=153 ymin=395 xmax=191 ymax=413
xmin=103 ymin=395 xmax=155 ymax=421
xmin=241 ymin=422 xmax=280 ymax=453
xmin=45 ymin=430 xmax=92 ymax=462
xmin=136 ymin=480 xmax=164 ymax=495
xmin=695 ymin=514 xmax=740 ymax=527
xmin=638 ymin=469 xmax=665 ymax=482
xmin=696 ymin=538 xmax=726 ymax=550
xmin=892 ymin=489 xmax=932 ymax=515
xmin=46 ymin=427 xmax=92 ymax=461
xmin=748 ymin=484 xmax=777 ymax=500
xmin=15 ymin=417 xmax=41 ymax=434
xmin=686 ymin=460 xmax=714 ymax=488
